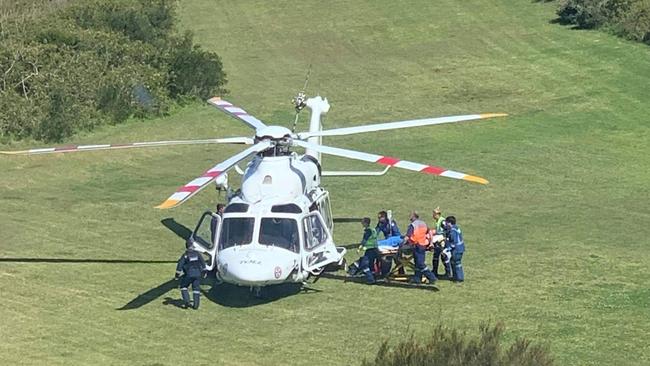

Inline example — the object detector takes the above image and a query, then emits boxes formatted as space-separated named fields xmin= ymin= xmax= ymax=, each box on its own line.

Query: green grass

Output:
xmin=1 ymin=0 xmax=650 ymax=364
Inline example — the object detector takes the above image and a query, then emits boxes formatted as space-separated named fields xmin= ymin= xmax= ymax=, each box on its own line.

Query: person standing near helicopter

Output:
xmin=347 ymin=217 xmax=379 ymax=284
xmin=404 ymin=211 xmax=437 ymax=284
xmin=431 ymin=207 xmax=451 ymax=279
xmin=175 ymin=240 xmax=207 ymax=309
xmin=443 ymin=216 xmax=465 ymax=282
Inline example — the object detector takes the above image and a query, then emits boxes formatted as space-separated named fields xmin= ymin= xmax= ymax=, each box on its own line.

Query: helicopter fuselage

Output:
xmin=188 ymin=153 xmax=345 ymax=289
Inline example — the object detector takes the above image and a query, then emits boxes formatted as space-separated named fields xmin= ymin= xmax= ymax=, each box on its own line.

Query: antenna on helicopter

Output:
xmin=291 ymin=64 xmax=312 ymax=133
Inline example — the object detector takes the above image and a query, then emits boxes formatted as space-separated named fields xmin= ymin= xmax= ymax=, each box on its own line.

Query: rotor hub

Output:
xmin=255 ymin=125 xmax=293 ymax=141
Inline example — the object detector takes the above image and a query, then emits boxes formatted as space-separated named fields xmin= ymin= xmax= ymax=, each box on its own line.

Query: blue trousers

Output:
xmin=360 ymin=248 xmax=378 ymax=284
xmin=180 ymin=276 xmax=201 ymax=308
xmin=451 ymin=251 xmax=464 ymax=282
xmin=413 ymin=245 xmax=436 ymax=283
xmin=432 ymin=246 xmax=451 ymax=277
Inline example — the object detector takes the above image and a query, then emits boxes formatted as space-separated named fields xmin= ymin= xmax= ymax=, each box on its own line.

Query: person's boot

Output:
xmin=347 ymin=262 xmax=359 ymax=276
xmin=455 ymin=264 xmax=464 ymax=283
xmin=363 ymin=269 xmax=376 ymax=284
xmin=180 ymin=288 xmax=190 ymax=309
xmin=409 ymin=272 xmax=422 ymax=284
xmin=426 ymin=271 xmax=437 ymax=284
xmin=193 ymin=291 xmax=200 ymax=309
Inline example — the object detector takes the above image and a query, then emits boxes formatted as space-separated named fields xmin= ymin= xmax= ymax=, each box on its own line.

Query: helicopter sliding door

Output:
xmin=189 ymin=211 xmax=221 ymax=271
xmin=301 ymin=212 xmax=341 ymax=274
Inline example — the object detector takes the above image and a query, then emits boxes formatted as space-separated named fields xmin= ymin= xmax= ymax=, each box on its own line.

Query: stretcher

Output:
xmin=375 ymin=234 xmax=446 ymax=283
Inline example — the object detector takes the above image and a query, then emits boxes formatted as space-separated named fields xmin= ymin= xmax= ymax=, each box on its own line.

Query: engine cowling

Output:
xmin=240 ymin=155 xmax=320 ymax=202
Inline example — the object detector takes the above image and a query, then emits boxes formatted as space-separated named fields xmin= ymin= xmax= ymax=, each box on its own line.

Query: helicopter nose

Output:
xmin=218 ymin=247 xmax=298 ymax=285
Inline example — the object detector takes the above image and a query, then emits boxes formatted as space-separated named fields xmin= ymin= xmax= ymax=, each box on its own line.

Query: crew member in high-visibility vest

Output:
xmin=431 ymin=207 xmax=451 ymax=278
xmin=444 ymin=216 xmax=465 ymax=282
xmin=356 ymin=217 xmax=379 ymax=284
xmin=404 ymin=211 xmax=437 ymax=284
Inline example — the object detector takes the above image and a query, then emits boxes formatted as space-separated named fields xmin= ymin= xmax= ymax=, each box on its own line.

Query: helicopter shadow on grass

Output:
xmin=119 ymin=270 xmax=435 ymax=310
xmin=118 ymin=218 xmax=193 ymax=310
xmin=120 ymin=275 xmax=319 ymax=310
xmin=162 ymin=297 xmax=187 ymax=309
xmin=202 ymin=281 xmax=322 ymax=308
xmin=161 ymin=217 xmax=193 ymax=241
xmin=118 ymin=278 xmax=180 ymax=310
xmin=124 ymin=277 xmax=322 ymax=310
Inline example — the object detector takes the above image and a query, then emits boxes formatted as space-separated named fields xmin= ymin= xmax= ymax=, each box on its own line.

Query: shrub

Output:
xmin=167 ymin=32 xmax=228 ymax=100
xmin=64 ymin=0 xmax=175 ymax=44
xmin=556 ymin=0 xmax=633 ymax=28
xmin=0 ymin=0 xmax=226 ymax=142
xmin=555 ymin=0 xmax=650 ymax=45
xmin=618 ymin=0 xmax=650 ymax=43
xmin=361 ymin=322 xmax=554 ymax=366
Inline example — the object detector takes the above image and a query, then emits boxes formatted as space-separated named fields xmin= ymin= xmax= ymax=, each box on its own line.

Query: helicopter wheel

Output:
xmin=213 ymin=271 xmax=223 ymax=285
xmin=251 ymin=286 xmax=266 ymax=299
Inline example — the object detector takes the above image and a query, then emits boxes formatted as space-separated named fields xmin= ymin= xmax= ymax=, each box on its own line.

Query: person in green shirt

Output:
xmin=347 ymin=217 xmax=379 ymax=284
xmin=433 ymin=207 xmax=446 ymax=234
xmin=432 ymin=207 xmax=451 ymax=278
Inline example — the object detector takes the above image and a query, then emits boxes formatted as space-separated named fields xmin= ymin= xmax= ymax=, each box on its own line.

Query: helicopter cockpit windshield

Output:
xmin=219 ymin=217 xmax=254 ymax=249
xmin=259 ymin=217 xmax=299 ymax=253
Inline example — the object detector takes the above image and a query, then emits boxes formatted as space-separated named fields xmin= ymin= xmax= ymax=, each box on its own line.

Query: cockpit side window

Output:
xmin=258 ymin=218 xmax=299 ymax=253
xmin=219 ymin=217 xmax=254 ymax=249
xmin=303 ymin=214 xmax=328 ymax=250
xmin=319 ymin=195 xmax=333 ymax=231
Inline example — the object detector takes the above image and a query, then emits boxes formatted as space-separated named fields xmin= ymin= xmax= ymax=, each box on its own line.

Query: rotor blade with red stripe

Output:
xmin=297 ymin=113 xmax=507 ymax=139
xmin=208 ymin=97 xmax=267 ymax=131
xmin=155 ymin=140 xmax=273 ymax=209
xmin=0 ymin=137 xmax=254 ymax=156
xmin=293 ymin=140 xmax=488 ymax=185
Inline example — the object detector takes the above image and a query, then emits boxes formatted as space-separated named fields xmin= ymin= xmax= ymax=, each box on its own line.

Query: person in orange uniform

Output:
xmin=404 ymin=211 xmax=437 ymax=284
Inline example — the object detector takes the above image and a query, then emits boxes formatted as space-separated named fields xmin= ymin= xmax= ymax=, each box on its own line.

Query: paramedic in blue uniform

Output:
xmin=175 ymin=240 xmax=207 ymax=309
xmin=444 ymin=216 xmax=465 ymax=282
xmin=376 ymin=210 xmax=402 ymax=245
xmin=375 ymin=210 xmax=402 ymax=276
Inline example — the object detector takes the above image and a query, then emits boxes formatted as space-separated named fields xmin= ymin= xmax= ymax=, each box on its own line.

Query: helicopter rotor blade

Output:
xmin=297 ymin=113 xmax=507 ymax=139
xmin=0 ymin=137 xmax=254 ymax=156
xmin=155 ymin=140 xmax=273 ymax=209
xmin=211 ymin=137 xmax=255 ymax=145
xmin=208 ymin=97 xmax=267 ymax=131
xmin=293 ymin=140 xmax=488 ymax=185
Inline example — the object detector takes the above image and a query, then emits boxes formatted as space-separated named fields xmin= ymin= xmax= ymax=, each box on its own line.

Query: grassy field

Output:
xmin=1 ymin=0 xmax=650 ymax=365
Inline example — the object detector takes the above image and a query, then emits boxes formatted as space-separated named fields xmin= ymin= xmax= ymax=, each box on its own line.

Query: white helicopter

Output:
xmin=2 ymin=93 xmax=506 ymax=295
